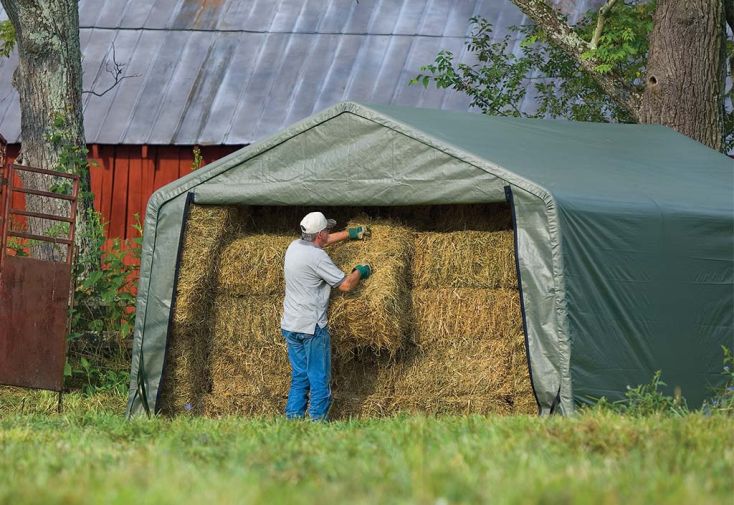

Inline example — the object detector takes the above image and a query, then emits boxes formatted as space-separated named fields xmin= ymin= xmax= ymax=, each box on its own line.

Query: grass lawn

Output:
xmin=0 ymin=389 xmax=732 ymax=505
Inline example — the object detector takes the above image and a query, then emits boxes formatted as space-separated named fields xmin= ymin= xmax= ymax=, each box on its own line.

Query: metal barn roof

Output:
xmin=0 ymin=0 xmax=602 ymax=145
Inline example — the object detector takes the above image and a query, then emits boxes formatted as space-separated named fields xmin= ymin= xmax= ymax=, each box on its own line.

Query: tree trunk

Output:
xmin=1 ymin=0 xmax=97 ymax=269
xmin=639 ymin=0 xmax=727 ymax=150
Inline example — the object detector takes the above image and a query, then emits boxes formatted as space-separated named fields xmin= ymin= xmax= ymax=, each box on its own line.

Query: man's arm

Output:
xmin=337 ymin=264 xmax=371 ymax=292
xmin=337 ymin=269 xmax=361 ymax=292
xmin=325 ymin=230 xmax=349 ymax=246
xmin=325 ymin=226 xmax=370 ymax=247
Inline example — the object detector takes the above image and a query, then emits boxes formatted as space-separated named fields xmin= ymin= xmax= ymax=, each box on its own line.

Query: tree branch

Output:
xmin=590 ymin=0 xmax=619 ymax=49
xmin=512 ymin=0 xmax=641 ymax=120
xmin=82 ymin=43 xmax=140 ymax=98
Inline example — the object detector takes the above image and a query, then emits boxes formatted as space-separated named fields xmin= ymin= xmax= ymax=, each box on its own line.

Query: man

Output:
xmin=280 ymin=211 xmax=371 ymax=421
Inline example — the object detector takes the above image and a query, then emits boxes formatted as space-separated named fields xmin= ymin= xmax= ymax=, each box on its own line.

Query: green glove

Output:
xmin=352 ymin=264 xmax=372 ymax=279
xmin=348 ymin=225 xmax=371 ymax=240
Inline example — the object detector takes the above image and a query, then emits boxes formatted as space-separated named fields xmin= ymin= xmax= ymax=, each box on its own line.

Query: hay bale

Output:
xmin=509 ymin=337 xmax=538 ymax=414
xmin=412 ymin=288 xmax=522 ymax=344
xmin=328 ymin=217 xmax=414 ymax=354
xmin=413 ymin=231 xmax=516 ymax=289
xmin=158 ymin=204 xmax=243 ymax=415
xmin=205 ymin=295 xmax=287 ymax=416
xmin=217 ymin=234 xmax=293 ymax=296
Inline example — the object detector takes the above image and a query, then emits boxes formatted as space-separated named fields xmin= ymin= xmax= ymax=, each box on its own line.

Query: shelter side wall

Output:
xmin=559 ymin=200 xmax=734 ymax=408
xmin=510 ymin=187 xmax=571 ymax=414
xmin=126 ymin=191 xmax=190 ymax=416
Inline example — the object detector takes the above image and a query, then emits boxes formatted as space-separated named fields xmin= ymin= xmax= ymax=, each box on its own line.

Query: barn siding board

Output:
xmin=109 ymin=146 xmax=131 ymax=238
xmin=100 ymin=145 xmax=115 ymax=227
xmin=155 ymin=146 xmax=180 ymax=189
xmin=126 ymin=152 xmax=143 ymax=236
xmin=4 ymin=144 xmax=241 ymax=241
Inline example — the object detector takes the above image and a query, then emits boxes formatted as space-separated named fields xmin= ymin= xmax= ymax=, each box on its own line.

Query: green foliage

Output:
xmin=413 ymin=3 xmax=656 ymax=123
xmin=587 ymin=371 xmax=689 ymax=416
xmin=71 ymin=356 xmax=129 ymax=396
xmin=65 ymin=213 xmax=140 ymax=395
xmin=702 ymin=346 xmax=734 ymax=416
xmin=0 ymin=20 xmax=15 ymax=58
xmin=48 ymin=114 xmax=89 ymax=177
xmin=619 ymin=370 xmax=689 ymax=416
xmin=191 ymin=145 xmax=204 ymax=171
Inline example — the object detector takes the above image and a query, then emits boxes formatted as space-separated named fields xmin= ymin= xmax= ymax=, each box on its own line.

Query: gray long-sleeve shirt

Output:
xmin=281 ymin=239 xmax=346 ymax=334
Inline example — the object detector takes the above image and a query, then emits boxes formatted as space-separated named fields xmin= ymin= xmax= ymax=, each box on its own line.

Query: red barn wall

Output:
xmin=6 ymin=144 xmax=243 ymax=241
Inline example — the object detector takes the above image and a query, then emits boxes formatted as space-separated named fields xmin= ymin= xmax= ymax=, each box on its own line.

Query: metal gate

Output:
xmin=0 ymin=155 xmax=79 ymax=392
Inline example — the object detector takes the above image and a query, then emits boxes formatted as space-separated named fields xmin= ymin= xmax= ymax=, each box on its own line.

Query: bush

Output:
xmin=65 ymin=215 xmax=141 ymax=395
xmin=702 ymin=346 xmax=734 ymax=416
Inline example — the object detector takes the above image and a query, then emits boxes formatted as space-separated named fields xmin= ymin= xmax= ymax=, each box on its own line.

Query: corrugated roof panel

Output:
xmin=368 ymin=0 xmax=403 ymax=34
xmin=317 ymin=0 xmax=359 ymax=34
xmin=343 ymin=36 xmax=391 ymax=101
xmin=174 ymin=33 xmax=239 ymax=144
xmin=93 ymin=30 xmax=157 ymax=144
xmin=142 ymin=0 xmax=183 ymax=29
xmin=270 ymin=0 xmax=308 ymax=33
xmin=81 ymin=29 xmax=135 ymax=142
xmin=366 ymin=35 xmax=416 ymax=105
xmin=419 ymin=0 xmax=454 ymax=36
xmin=78 ymin=0 xmax=102 ymax=26
xmin=444 ymin=1 xmax=481 ymax=37
xmin=92 ymin=0 xmax=130 ymax=29
xmin=118 ymin=0 xmax=158 ymax=27
xmin=343 ymin=0 xmax=382 ymax=34
xmin=227 ymin=33 xmax=292 ymax=142
xmin=309 ymin=34 xmax=364 ymax=113
xmin=393 ymin=1 xmax=430 ymax=35
xmin=291 ymin=0 xmax=326 ymax=33
xmin=0 ymin=51 xmax=20 ymax=142
xmin=195 ymin=32 xmax=257 ymax=145
xmin=237 ymin=0 xmax=280 ymax=32
xmin=257 ymin=34 xmax=321 ymax=136
xmin=282 ymin=34 xmax=341 ymax=127
xmin=148 ymin=31 xmax=215 ymax=144
xmin=120 ymin=30 xmax=188 ymax=144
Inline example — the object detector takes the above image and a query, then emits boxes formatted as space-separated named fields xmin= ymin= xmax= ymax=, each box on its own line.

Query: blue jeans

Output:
xmin=282 ymin=325 xmax=332 ymax=421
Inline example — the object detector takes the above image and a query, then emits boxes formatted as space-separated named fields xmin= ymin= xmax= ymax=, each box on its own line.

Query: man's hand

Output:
xmin=352 ymin=264 xmax=372 ymax=279
xmin=348 ymin=226 xmax=371 ymax=240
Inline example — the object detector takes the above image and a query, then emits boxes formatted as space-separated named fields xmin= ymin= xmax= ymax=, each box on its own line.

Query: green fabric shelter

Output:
xmin=126 ymin=102 xmax=734 ymax=417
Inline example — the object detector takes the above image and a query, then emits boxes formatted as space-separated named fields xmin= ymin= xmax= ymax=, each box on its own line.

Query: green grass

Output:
xmin=1 ymin=389 xmax=732 ymax=505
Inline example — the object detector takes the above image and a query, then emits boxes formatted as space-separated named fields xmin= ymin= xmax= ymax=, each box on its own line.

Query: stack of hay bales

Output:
xmin=159 ymin=204 xmax=243 ymax=415
xmin=402 ymin=225 xmax=535 ymax=415
xmin=160 ymin=204 xmax=536 ymax=417
xmin=204 ymin=217 xmax=415 ymax=416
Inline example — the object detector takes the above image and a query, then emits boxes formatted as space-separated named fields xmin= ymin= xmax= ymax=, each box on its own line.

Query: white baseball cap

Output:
xmin=300 ymin=211 xmax=336 ymax=234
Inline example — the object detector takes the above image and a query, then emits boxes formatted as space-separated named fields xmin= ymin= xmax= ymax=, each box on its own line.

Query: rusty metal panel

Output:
xmin=0 ymin=256 xmax=71 ymax=391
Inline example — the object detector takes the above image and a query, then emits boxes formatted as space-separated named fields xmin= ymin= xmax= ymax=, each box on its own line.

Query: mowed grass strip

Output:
xmin=1 ymin=391 xmax=733 ymax=505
